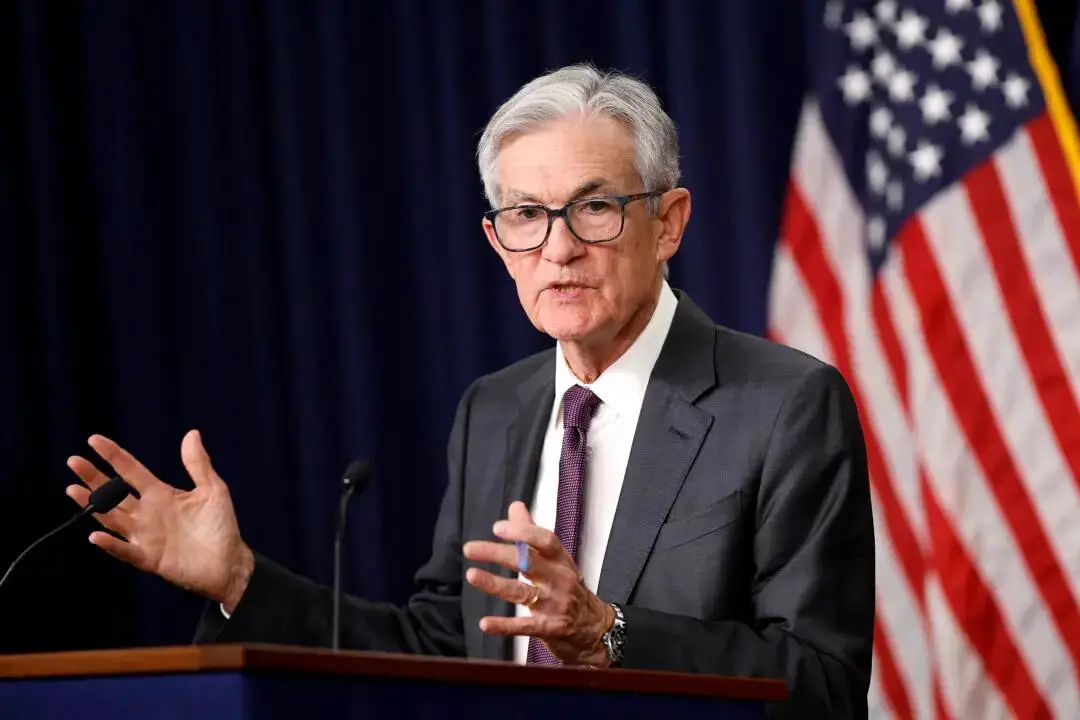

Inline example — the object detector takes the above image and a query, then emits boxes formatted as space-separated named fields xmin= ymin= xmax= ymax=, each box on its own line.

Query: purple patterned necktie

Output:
xmin=527 ymin=384 xmax=601 ymax=666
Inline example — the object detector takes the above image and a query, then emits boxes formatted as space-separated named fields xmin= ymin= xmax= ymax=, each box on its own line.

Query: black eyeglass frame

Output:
xmin=484 ymin=191 xmax=662 ymax=252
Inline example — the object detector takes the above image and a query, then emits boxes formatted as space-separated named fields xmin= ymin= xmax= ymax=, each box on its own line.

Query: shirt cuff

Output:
xmin=220 ymin=603 xmax=231 ymax=620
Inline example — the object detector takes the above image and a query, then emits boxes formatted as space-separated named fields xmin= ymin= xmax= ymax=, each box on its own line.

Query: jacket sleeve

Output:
xmin=193 ymin=381 xmax=478 ymax=656
xmin=619 ymin=364 xmax=875 ymax=719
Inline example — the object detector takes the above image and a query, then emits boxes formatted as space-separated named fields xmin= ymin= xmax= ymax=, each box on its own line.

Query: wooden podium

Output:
xmin=0 ymin=644 xmax=786 ymax=718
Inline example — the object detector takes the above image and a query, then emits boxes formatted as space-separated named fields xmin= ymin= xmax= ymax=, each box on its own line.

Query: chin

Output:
xmin=535 ymin=304 xmax=605 ymax=343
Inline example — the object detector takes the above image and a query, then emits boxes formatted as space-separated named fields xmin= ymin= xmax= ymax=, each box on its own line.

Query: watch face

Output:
xmin=604 ymin=604 xmax=626 ymax=666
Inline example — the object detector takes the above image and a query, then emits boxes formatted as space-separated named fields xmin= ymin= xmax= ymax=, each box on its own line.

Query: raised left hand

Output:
xmin=462 ymin=501 xmax=615 ymax=666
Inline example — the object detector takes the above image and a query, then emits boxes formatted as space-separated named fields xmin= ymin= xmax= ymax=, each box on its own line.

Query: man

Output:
xmin=65 ymin=65 xmax=874 ymax=716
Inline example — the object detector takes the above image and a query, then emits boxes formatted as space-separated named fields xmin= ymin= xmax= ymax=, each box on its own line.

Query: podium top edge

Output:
xmin=0 ymin=643 xmax=787 ymax=702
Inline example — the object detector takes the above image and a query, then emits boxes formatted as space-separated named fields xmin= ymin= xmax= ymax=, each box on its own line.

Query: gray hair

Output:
xmin=477 ymin=64 xmax=681 ymax=210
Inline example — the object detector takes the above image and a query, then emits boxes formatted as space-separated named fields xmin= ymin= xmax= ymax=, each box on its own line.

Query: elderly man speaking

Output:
xmin=65 ymin=65 xmax=874 ymax=717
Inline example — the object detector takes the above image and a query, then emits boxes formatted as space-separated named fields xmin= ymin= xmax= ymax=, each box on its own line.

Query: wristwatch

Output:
xmin=601 ymin=603 xmax=627 ymax=667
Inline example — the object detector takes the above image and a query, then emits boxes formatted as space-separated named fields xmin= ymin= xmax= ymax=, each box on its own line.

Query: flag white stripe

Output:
xmin=766 ymin=245 xmax=832 ymax=364
xmin=997 ymin=128 xmax=1080 ymax=405
xmin=869 ymin=481 xmax=933 ymax=718
xmin=867 ymin=658 xmax=894 ymax=720
xmin=881 ymin=248 xmax=1068 ymax=717
xmin=926 ymin=577 xmax=1011 ymax=720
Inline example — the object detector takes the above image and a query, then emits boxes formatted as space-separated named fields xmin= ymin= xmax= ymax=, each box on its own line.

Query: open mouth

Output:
xmin=547 ymin=284 xmax=590 ymax=299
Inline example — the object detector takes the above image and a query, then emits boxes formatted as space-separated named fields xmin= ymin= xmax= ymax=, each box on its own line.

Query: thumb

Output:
xmin=508 ymin=500 xmax=533 ymax=525
xmin=181 ymin=429 xmax=219 ymax=487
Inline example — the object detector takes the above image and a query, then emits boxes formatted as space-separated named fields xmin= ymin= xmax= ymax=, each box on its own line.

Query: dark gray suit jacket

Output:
xmin=195 ymin=291 xmax=875 ymax=717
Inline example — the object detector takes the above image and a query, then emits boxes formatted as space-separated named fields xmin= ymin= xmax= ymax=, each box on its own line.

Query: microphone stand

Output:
xmin=332 ymin=480 xmax=357 ymax=652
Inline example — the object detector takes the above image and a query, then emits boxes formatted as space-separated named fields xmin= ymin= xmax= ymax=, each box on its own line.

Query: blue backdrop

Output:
xmin=0 ymin=0 xmax=1073 ymax=654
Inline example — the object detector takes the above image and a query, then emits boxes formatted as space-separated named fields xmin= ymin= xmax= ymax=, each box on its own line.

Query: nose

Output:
xmin=540 ymin=215 xmax=585 ymax=265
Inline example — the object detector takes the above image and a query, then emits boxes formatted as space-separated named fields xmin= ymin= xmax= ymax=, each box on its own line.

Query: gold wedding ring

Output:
xmin=525 ymin=585 xmax=542 ymax=607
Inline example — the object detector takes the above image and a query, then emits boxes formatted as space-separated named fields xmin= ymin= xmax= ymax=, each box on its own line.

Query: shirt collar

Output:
xmin=553 ymin=281 xmax=678 ymax=421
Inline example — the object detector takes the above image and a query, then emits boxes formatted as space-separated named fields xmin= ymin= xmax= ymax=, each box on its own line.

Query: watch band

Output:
xmin=602 ymin=603 xmax=626 ymax=667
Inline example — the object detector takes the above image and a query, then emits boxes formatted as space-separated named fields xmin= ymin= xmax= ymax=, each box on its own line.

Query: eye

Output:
xmin=509 ymin=206 xmax=544 ymax=221
xmin=580 ymin=198 xmax=617 ymax=214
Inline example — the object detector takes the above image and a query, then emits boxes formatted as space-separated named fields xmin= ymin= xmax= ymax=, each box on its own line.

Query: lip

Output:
xmin=544 ymin=283 xmax=593 ymax=301
xmin=544 ymin=282 xmax=593 ymax=292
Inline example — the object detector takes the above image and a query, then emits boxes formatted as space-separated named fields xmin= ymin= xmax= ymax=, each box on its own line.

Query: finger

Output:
xmin=462 ymin=540 xmax=515 ymax=566
xmin=66 ymin=483 xmax=91 ymax=508
xmin=87 ymin=435 xmax=157 ymax=494
xmin=66 ymin=455 xmax=112 ymax=491
xmin=181 ymin=430 xmax=220 ymax=488
xmin=491 ymin=521 xmax=566 ymax=561
xmin=508 ymin=501 xmax=532 ymax=524
xmin=68 ymin=485 xmax=132 ymax=535
xmin=465 ymin=567 xmax=544 ymax=606
xmin=67 ymin=456 xmax=140 ymax=514
xmin=478 ymin=615 xmax=545 ymax=637
xmin=463 ymin=540 xmax=555 ymax=577
xmin=88 ymin=531 xmax=147 ymax=570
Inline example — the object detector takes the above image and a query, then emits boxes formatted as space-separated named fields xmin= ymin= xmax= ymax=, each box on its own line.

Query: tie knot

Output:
xmin=562 ymin=385 xmax=601 ymax=430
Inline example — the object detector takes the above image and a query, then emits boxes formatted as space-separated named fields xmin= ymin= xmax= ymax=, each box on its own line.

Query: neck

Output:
xmin=562 ymin=281 xmax=663 ymax=384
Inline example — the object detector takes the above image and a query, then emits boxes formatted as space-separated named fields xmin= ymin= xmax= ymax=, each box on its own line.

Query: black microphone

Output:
xmin=333 ymin=459 xmax=372 ymax=651
xmin=0 ymin=476 xmax=136 ymax=591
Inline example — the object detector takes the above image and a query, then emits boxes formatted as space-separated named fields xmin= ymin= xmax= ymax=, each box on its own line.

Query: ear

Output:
xmin=483 ymin=217 xmax=516 ymax=280
xmin=483 ymin=216 xmax=516 ymax=278
xmin=654 ymin=188 xmax=692 ymax=265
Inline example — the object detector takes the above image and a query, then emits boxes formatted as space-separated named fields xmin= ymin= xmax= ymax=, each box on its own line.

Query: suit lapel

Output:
xmin=481 ymin=359 xmax=554 ymax=661
xmin=597 ymin=293 xmax=718 ymax=605
xmin=501 ymin=368 xmax=555 ymax=513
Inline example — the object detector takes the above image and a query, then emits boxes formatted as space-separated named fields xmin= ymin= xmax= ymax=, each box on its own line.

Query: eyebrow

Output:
xmin=502 ymin=178 xmax=614 ymax=207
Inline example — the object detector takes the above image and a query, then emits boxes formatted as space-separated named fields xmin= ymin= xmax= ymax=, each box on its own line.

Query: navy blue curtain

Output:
xmin=1 ymin=0 xmax=1067 ymax=654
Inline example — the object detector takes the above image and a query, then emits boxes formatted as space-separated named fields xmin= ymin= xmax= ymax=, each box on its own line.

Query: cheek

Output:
xmin=604 ymin=241 xmax=653 ymax=289
xmin=507 ymin=257 xmax=542 ymax=297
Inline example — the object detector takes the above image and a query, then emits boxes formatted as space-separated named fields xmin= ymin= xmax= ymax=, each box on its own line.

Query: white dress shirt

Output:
xmin=512 ymin=281 xmax=678 ymax=664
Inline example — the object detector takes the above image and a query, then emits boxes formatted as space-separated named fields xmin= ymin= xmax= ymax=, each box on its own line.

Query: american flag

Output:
xmin=768 ymin=0 xmax=1080 ymax=717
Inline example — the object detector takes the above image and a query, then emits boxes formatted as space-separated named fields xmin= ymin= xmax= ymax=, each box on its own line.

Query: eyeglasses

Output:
xmin=484 ymin=192 xmax=661 ymax=252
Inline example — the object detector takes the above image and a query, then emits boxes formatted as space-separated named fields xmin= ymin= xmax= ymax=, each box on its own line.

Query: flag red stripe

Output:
xmin=783 ymin=184 xmax=926 ymax=604
xmin=902 ymin=217 xmax=1080 ymax=694
xmin=965 ymin=158 xmax=1080 ymax=529
xmin=921 ymin=469 xmax=1052 ymax=719
xmin=1025 ymin=113 xmax=1080 ymax=275
xmin=875 ymin=615 xmax=915 ymax=720
xmin=933 ymin=673 xmax=952 ymax=720
xmin=872 ymin=282 xmax=909 ymax=413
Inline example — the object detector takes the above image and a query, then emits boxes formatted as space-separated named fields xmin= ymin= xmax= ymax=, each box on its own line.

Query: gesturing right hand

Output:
xmin=65 ymin=430 xmax=254 ymax=612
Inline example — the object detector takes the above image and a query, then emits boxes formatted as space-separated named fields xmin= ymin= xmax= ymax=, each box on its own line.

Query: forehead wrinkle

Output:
xmin=502 ymin=177 xmax=617 ymax=207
